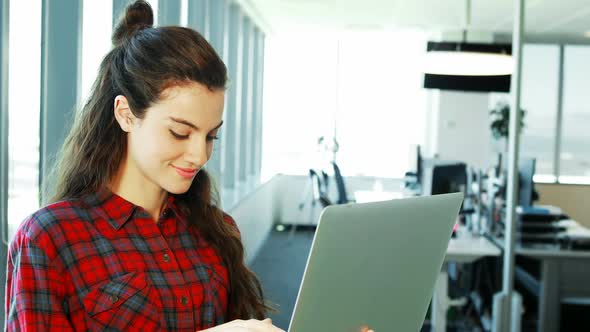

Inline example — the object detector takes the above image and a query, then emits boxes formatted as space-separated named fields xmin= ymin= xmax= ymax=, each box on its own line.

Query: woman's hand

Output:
xmin=199 ymin=318 xmax=285 ymax=332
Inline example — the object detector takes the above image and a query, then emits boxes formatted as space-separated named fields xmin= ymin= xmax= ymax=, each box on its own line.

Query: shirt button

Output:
xmin=180 ymin=296 xmax=189 ymax=305
xmin=163 ymin=253 xmax=170 ymax=263
xmin=109 ymin=295 xmax=119 ymax=303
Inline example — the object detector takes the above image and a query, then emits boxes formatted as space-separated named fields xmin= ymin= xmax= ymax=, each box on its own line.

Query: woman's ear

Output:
xmin=113 ymin=95 xmax=135 ymax=132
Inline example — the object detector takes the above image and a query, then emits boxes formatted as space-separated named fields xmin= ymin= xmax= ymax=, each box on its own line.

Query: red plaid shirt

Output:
xmin=5 ymin=188 xmax=236 ymax=331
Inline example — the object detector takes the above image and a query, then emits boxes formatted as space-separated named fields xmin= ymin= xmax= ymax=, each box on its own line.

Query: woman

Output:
xmin=5 ymin=1 xmax=283 ymax=331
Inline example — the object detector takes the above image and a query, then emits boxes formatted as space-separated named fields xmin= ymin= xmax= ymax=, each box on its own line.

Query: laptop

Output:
xmin=288 ymin=192 xmax=463 ymax=332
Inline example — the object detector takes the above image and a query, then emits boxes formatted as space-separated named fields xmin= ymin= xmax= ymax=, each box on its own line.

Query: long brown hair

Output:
xmin=45 ymin=0 xmax=271 ymax=320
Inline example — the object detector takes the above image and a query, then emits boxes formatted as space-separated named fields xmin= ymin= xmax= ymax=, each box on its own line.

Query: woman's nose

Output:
xmin=184 ymin=138 xmax=208 ymax=168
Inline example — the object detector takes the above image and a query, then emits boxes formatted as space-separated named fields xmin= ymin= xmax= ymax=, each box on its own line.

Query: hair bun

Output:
xmin=112 ymin=0 xmax=154 ymax=46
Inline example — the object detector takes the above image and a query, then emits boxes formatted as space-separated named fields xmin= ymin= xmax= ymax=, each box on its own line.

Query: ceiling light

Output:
xmin=423 ymin=42 xmax=513 ymax=76
xmin=423 ymin=0 xmax=513 ymax=77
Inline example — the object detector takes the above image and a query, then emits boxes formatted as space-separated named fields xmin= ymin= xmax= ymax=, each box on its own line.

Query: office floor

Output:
xmin=250 ymin=227 xmax=314 ymax=329
xmin=249 ymin=227 xmax=479 ymax=332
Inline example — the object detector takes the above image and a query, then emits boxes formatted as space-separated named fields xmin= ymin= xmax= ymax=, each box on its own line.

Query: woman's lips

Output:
xmin=172 ymin=165 xmax=197 ymax=179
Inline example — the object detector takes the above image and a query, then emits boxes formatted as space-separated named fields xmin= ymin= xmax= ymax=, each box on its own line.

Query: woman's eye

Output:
xmin=169 ymin=130 xmax=189 ymax=140
xmin=207 ymin=135 xmax=220 ymax=142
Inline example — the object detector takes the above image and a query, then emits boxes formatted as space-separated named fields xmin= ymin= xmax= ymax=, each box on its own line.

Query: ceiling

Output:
xmin=244 ymin=0 xmax=590 ymax=42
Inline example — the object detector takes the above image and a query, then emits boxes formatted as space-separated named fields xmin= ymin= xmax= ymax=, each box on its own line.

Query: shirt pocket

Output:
xmin=82 ymin=272 xmax=162 ymax=331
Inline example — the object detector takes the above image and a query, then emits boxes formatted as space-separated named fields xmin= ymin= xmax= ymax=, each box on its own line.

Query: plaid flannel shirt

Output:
xmin=5 ymin=188 xmax=235 ymax=331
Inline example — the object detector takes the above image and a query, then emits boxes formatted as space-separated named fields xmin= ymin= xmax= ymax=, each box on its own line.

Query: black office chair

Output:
xmin=281 ymin=164 xmax=352 ymax=236
xmin=331 ymin=161 xmax=354 ymax=205
xmin=305 ymin=169 xmax=332 ymax=209
xmin=280 ymin=169 xmax=332 ymax=236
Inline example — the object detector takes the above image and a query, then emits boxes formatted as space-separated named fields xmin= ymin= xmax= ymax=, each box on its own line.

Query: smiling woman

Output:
xmin=4 ymin=1 xmax=282 ymax=331
xmin=110 ymin=83 xmax=225 ymax=197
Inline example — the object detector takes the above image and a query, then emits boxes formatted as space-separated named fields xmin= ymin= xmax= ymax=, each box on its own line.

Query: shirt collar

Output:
xmin=80 ymin=187 xmax=188 ymax=230
xmin=165 ymin=194 xmax=189 ymax=227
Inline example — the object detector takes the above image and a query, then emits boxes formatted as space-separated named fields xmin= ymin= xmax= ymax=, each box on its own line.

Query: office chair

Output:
xmin=280 ymin=164 xmax=352 ymax=237
xmin=301 ymin=169 xmax=332 ymax=209
xmin=282 ymin=169 xmax=332 ymax=237
xmin=331 ymin=161 xmax=354 ymax=205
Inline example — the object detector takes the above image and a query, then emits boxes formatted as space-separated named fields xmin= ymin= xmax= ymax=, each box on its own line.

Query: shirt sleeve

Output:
xmin=5 ymin=232 xmax=74 ymax=331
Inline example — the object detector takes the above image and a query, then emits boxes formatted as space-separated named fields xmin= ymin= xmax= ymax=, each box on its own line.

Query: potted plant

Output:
xmin=489 ymin=101 xmax=526 ymax=151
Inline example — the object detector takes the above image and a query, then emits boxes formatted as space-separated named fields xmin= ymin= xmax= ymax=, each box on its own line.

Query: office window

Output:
xmin=561 ymin=46 xmax=590 ymax=182
xmin=152 ymin=0 xmax=160 ymax=25
xmin=261 ymin=34 xmax=338 ymax=180
xmin=262 ymin=30 xmax=428 ymax=180
xmin=81 ymin=0 xmax=113 ymax=103
xmin=520 ymin=44 xmax=560 ymax=177
xmin=7 ymin=0 xmax=42 ymax=239
xmin=336 ymin=31 xmax=427 ymax=178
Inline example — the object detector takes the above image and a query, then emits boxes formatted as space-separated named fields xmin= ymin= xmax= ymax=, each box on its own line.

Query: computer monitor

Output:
xmin=428 ymin=163 xmax=468 ymax=196
xmin=518 ymin=158 xmax=536 ymax=208
xmin=419 ymin=162 xmax=466 ymax=231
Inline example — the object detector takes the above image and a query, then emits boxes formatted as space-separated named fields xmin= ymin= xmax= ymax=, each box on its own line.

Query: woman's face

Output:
xmin=125 ymin=82 xmax=225 ymax=195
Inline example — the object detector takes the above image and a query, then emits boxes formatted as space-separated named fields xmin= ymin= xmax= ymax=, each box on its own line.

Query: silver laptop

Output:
xmin=288 ymin=192 xmax=464 ymax=332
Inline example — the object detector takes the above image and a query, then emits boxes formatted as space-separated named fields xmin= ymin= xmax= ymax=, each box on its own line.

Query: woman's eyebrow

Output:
xmin=169 ymin=117 xmax=224 ymax=131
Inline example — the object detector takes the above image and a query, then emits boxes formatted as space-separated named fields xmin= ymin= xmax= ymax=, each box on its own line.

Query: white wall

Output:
xmin=428 ymin=90 xmax=494 ymax=169
xmin=423 ymin=31 xmax=497 ymax=168
xmin=226 ymin=175 xmax=283 ymax=264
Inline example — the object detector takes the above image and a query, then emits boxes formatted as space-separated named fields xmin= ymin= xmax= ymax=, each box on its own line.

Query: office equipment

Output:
xmin=487 ymin=206 xmax=590 ymax=331
xmin=420 ymin=161 xmax=474 ymax=231
xmin=422 ymin=161 xmax=468 ymax=197
xmin=403 ymin=144 xmax=423 ymax=191
xmin=476 ymin=154 xmax=590 ymax=330
xmin=518 ymin=158 xmax=536 ymax=208
xmin=288 ymin=193 xmax=464 ymax=332
xmin=431 ymin=164 xmax=467 ymax=196
xmin=514 ymin=159 xmax=569 ymax=248
xmin=518 ymin=205 xmax=561 ymax=217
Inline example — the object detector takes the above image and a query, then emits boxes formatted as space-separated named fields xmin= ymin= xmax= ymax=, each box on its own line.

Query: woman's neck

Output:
xmin=109 ymin=157 xmax=168 ymax=222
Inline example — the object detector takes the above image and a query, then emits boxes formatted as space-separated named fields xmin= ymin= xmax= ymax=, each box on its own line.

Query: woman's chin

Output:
xmin=163 ymin=182 xmax=193 ymax=195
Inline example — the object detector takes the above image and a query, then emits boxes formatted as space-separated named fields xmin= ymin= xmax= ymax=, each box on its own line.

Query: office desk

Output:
xmin=505 ymin=219 xmax=590 ymax=332
xmin=431 ymin=229 xmax=501 ymax=332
